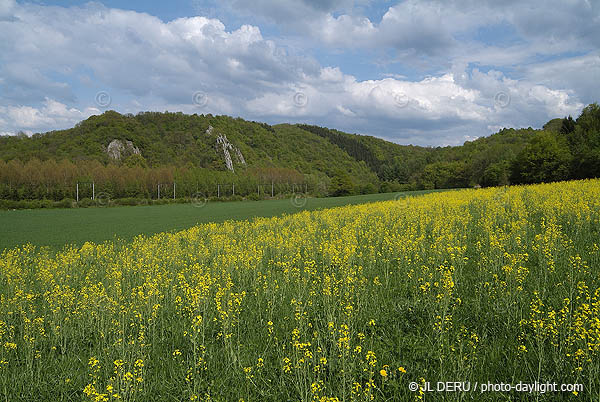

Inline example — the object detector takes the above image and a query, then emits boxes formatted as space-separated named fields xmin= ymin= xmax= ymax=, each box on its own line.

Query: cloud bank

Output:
xmin=0 ymin=0 xmax=597 ymax=145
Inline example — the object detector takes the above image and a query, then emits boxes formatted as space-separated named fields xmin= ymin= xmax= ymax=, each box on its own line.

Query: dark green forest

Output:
xmin=305 ymin=103 xmax=600 ymax=189
xmin=0 ymin=103 xmax=599 ymax=207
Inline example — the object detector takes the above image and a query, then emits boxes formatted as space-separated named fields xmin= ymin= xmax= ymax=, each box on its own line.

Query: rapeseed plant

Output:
xmin=0 ymin=179 xmax=599 ymax=400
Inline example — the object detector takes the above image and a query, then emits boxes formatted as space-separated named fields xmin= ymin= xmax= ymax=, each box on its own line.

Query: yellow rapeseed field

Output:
xmin=1 ymin=180 xmax=599 ymax=401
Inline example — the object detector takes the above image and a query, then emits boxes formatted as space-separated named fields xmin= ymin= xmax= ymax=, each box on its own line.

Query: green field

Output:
xmin=0 ymin=191 xmax=439 ymax=251
xmin=1 ymin=181 xmax=598 ymax=401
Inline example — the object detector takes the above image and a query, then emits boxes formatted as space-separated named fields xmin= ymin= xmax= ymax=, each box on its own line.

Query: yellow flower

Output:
xmin=380 ymin=369 xmax=387 ymax=377
xmin=366 ymin=350 xmax=377 ymax=366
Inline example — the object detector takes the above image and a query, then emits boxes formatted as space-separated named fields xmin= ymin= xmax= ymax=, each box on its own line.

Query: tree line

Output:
xmin=299 ymin=103 xmax=600 ymax=192
xmin=0 ymin=159 xmax=313 ymax=202
xmin=1 ymin=103 xmax=598 ymax=206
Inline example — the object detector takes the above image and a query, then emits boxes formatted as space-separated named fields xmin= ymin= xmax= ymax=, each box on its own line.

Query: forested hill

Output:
xmin=0 ymin=111 xmax=375 ymax=183
xmin=298 ymin=102 xmax=600 ymax=189
xmin=0 ymin=104 xmax=599 ymax=202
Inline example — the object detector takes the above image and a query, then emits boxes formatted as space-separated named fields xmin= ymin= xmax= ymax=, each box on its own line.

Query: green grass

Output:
xmin=0 ymin=190 xmax=440 ymax=251
xmin=1 ymin=181 xmax=599 ymax=401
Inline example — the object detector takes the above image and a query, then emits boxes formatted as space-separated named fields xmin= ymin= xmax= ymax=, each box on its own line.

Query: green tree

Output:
xmin=564 ymin=103 xmax=600 ymax=179
xmin=510 ymin=131 xmax=572 ymax=184
xmin=481 ymin=160 xmax=510 ymax=187
xmin=543 ymin=118 xmax=563 ymax=133
xmin=420 ymin=161 xmax=469 ymax=189
xmin=330 ymin=170 xmax=355 ymax=196
xmin=560 ymin=116 xmax=576 ymax=135
xmin=124 ymin=154 xmax=149 ymax=168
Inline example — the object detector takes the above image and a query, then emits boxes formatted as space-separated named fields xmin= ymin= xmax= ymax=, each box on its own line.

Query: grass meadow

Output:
xmin=0 ymin=191 xmax=441 ymax=251
xmin=0 ymin=181 xmax=599 ymax=400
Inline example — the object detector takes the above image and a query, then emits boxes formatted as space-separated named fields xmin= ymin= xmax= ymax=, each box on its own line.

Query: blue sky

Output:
xmin=0 ymin=0 xmax=598 ymax=145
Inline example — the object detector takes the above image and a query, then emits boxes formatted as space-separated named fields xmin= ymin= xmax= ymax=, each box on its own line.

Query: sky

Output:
xmin=0 ymin=0 xmax=598 ymax=146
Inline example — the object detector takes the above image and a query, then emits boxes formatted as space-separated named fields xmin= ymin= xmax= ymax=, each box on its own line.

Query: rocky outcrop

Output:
xmin=234 ymin=145 xmax=246 ymax=165
xmin=107 ymin=139 xmax=140 ymax=160
xmin=216 ymin=134 xmax=235 ymax=171
xmin=207 ymin=125 xmax=246 ymax=172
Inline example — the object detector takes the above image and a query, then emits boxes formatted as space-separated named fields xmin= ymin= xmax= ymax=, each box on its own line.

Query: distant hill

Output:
xmin=0 ymin=104 xmax=598 ymax=204
xmin=0 ymin=112 xmax=369 ymax=176
xmin=0 ymin=111 xmax=376 ymax=185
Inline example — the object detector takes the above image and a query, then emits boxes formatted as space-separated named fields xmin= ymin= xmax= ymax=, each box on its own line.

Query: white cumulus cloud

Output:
xmin=0 ymin=1 xmax=594 ymax=144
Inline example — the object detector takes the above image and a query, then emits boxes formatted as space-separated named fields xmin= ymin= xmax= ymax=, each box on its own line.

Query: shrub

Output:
xmin=114 ymin=197 xmax=140 ymax=206
xmin=77 ymin=198 xmax=95 ymax=208
xmin=54 ymin=198 xmax=76 ymax=208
